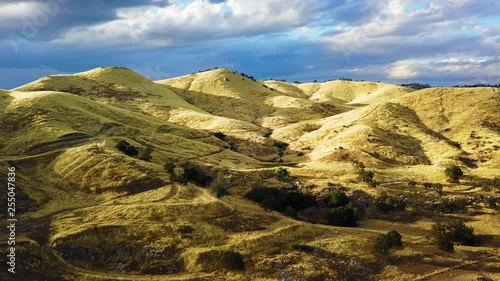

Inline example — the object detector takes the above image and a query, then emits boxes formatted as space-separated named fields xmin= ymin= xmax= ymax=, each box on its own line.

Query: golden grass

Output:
xmin=2 ymin=67 xmax=499 ymax=280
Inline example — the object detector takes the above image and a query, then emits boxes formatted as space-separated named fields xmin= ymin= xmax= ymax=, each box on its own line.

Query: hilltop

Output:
xmin=1 ymin=67 xmax=499 ymax=281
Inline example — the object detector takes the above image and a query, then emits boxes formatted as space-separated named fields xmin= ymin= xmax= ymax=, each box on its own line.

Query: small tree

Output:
xmin=164 ymin=162 xmax=176 ymax=173
xmin=327 ymin=189 xmax=349 ymax=208
xmin=373 ymin=230 xmax=403 ymax=254
xmin=445 ymin=165 xmax=463 ymax=183
xmin=275 ymin=167 xmax=291 ymax=182
xmin=328 ymin=205 xmax=357 ymax=227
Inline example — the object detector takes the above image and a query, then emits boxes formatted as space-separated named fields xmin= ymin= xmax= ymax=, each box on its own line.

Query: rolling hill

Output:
xmin=1 ymin=67 xmax=499 ymax=281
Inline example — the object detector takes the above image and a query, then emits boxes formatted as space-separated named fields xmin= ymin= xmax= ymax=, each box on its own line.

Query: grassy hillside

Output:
xmin=1 ymin=67 xmax=498 ymax=281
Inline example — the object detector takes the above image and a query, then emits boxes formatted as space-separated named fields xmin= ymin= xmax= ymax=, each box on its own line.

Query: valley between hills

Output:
xmin=0 ymin=67 xmax=499 ymax=281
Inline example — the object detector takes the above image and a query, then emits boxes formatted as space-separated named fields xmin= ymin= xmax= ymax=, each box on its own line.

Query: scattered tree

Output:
xmin=327 ymin=205 xmax=357 ymax=227
xmin=275 ymin=167 xmax=292 ymax=182
xmin=432 ymin=220 xmax=480 ymax=252
xmin=445 ymin=165 xmax=463 ymax=183
xmin=115 ymin=140 xmax=139 ymax=157
xmin=164 ymin=161 xmax=176 ymax=173
xmin=327 ymin=189 xmax=350 ymax=208
xmin=373 ymin=230 xmax=403 ymax=254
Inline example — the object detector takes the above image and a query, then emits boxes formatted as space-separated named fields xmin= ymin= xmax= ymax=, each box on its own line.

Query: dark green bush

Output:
xmin=275 ymin=167 xmax=292 ymax=182
xmin=116 ymin=140 xmax=139 ymax=157
xmin=445 ymin=165 xmax=463 ymax=183
xmin=164 ymin=162 xmax=176 ymax=173
xmin=184 ymin=166 xmax=213 ymax=187
xmin=327 ymin=189 xmax=349 ymax=208
xmin=375 ymin=193 xmax=406 ymax=213
xmin=246 ymin=185 xmax=316 ymax=213
xmin=436 ymin=198 xmax=467 ymax=213
xmin=432 ymin=220 xmax=479 ymax=252
xmin=220 ymin=251 xmax=244 ymax=271
xmin=373 ymin=230 xmax=402 ymax=254
xmin=327 ymin=205 xmax=357 ymax=227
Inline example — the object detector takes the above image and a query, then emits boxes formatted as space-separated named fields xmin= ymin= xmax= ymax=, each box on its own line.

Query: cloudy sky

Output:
xmin=0 ymin=0 xmax=499 ymax=89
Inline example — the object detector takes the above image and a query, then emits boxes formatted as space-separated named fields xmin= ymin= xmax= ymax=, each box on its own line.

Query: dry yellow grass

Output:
xmin=1 ymin=67 xmax=499 ymax=281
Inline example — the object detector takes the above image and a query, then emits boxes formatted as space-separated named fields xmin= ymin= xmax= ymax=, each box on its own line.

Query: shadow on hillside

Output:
xmin=166 ymin=86 xmax=273 ymax=122
xmin=399 ymin=105 xmax=464 ymax=151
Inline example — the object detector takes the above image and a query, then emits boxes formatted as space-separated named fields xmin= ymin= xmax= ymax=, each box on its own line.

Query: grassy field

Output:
xmin=0 ymin=67 xmax=498 ymax=281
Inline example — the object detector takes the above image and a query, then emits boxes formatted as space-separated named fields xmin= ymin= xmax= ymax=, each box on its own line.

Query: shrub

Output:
xmin=116 ymin=140 xmax=139 ymax=157
xmin=275 ymin=167 xmax=292 ymax=182
xmin=436 ymin=198 xmax=467 ymax=213
xmin=373 ymin=230 xmax=402 ymax=254
xmin=213 ymin=132 xmax=226 ymax=140
xmin=492 ymin=176 xmax=500 ymax=189
xmin=445 ymin=165 xmax=463 ymax=183
xmin=220 ymin=251 xmax=244 ymax=271
xmin=328 ymin=205 xmax=357 ymax=227
xmin=353 ymin=161 xmax=378 ymax=187
xmin=375 ymin=193 xmax=406 ymax=213
xmin=210 ymin=170 xmax=231 ymax=198
xmin=408 ymin=181 xmax=417 ymax=188
xmin=246 ymin=185 xmax=316 ymax=213
xmin=116 ymin=140 xmax=130 ymax=152
xmin=432 ymin=220 xmax=479 ymax=252
xmin=283 ymin=206 xmax=298 ymax=218
xmin=164 ymin=162 xmax=176 ymax=173
xmin=184 ymin=166 xmax=213 ymax=187
xmin=274 ymin=141 xmax=289 ymax=150
xmin=327 ymin=189 xmax=350 ymax=208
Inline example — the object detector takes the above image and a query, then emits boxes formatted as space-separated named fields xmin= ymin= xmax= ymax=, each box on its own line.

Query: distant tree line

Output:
xmin=400 ymin=83 xmax=432 ymax=90
xmin=453 ymin=83 xmax=500 ymax=88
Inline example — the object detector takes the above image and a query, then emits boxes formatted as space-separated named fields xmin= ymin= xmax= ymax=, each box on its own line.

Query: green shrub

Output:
xmin=275 ymin=167 xmax=292 ymax=182
xmin=246 ymin=185 xmax=316 ymax=213
xmin=164 ymin=162 xmax=176 ymax=173
xmin=327 ymin=205 xmax=357 ymax=227
xmin=432 ymin=220 xmax=480 ymax=252
xmin=436 ymin=198 xmax=467 ymax=213
xmin=327 ymin=189 xmax=350 ymax=208
xmin=210 ymin=170 xmax=231 ymax=198
xmin=116 ymin=140 xmax=139 ymax=157
xmin=373 ymin=230 xmax=402 ymax=254
xmin=220 ymin=251 xmax=244 ymax=271
xmin=445 ymin=165 xmax=463 ymax=183
xmin=184 ymin=166 xmax=213 ymax=187
xmin=375 ymin=193 xmax=406 ymax=213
